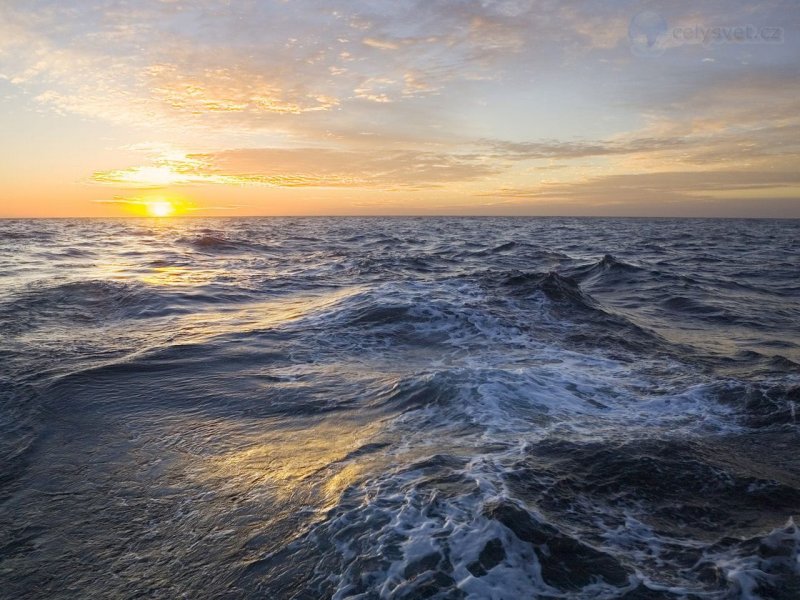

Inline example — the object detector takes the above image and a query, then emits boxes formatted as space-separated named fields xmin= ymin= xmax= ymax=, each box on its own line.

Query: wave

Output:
xmin=486 ymin=270 xmax=599 ymax=310
xmin=179 ymin=232 xmax=274 ymax=253
xmin=660 ymin=295 xmax=724 ymax=315
xmin=464 ymin=241 xmax=569 ymax=261
xmin=0 ymin=276 xmax=265 ymax=336
xmin=350 ymin=254 xmax=445 ymax=276
xmin=566 ymin=254 xmax=650 ymax=284
xmin=478 ymin=269 xmax=671 ymax=356
xmin=183 ymin=234 xmax=240 ymax=251
xmin=36 ymin=247 xmax=96 ymax=259
xmin=714 ymin=381 xmax=800 ymax=429
xmin=488 ymin=241 xmax=518 ymax=253
xmin=241 ymin=424 xmax=800 ymax=598
xmin=485 ymin=500 xmax=629 ymax=590
xmin=467 ymin=240 xmax=520 ymax=256
xmin=241 ymin=459 xmax=634 ymax=599
xmin=0 ymin=380 xmax=40 ymax=494
xmin=522 ymin=435 xmax=800 ymax=523
xmin=0 ymin=280 xmax=171 ymax=333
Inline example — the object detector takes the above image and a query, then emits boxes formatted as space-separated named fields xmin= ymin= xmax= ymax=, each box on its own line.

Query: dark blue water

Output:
xmin=1 ymin=217 xmax=799 ymax=599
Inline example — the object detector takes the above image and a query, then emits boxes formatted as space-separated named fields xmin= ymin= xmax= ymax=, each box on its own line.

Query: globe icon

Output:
xmin=629 ymin=11 xmax=669 ymax=56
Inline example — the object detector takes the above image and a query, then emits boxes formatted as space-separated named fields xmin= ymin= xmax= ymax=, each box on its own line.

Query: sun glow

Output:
xmin=146 ymin=200 xmax=176 ymax=217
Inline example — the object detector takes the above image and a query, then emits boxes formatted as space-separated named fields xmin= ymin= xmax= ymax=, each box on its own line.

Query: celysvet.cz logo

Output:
xmin=629 ymin=11 xmax=784 ymax=57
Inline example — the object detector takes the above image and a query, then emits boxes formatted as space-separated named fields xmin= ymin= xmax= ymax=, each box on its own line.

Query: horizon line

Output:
xmin=2 ymin=214 xmax=799 ymax=220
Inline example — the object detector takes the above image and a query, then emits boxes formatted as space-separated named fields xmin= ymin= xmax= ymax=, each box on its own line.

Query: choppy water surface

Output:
xmin=1 ymin=217 xmax=799 ymax=599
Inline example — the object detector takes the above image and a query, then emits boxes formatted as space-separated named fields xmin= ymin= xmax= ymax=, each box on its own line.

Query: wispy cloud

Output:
xmin=92 ymin=146 xmax=500 ymax=189
xmin=480 ymin=170 xmax=800 ymax=215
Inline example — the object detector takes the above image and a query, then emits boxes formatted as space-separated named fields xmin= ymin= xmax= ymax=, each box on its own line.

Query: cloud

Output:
xmin=483 ymin=137 xmax=690 ymax=160
xmin=362 ymin=37 xmax=400 ymax=51
xmin=143 ymin=64 xmax=339 ymax=115
xmin=92 ymin=146 xmax=500 ymax=189
xmin=481 ymin=169 xmax=800 ymax=206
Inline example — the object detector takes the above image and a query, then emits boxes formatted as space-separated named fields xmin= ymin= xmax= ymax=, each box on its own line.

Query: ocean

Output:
xmin=1 ymin=217 xmax=798 ymax=599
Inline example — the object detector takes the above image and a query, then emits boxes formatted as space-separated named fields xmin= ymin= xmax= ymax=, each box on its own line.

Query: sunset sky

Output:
xmin=0 ymin=0 xmax=798 ymax=217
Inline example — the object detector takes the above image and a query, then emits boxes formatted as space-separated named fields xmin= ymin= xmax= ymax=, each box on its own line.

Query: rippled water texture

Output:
xmin=1 ymin=217 xmax=799 ymax=599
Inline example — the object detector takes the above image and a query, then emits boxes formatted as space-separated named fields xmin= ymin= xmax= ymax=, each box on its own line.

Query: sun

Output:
xmin=145 ymin=200 xmax=176 ymax=217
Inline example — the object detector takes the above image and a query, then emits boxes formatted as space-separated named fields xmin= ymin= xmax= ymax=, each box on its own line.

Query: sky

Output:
xmin=0 ymin=0 xmax=798 ymax=217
